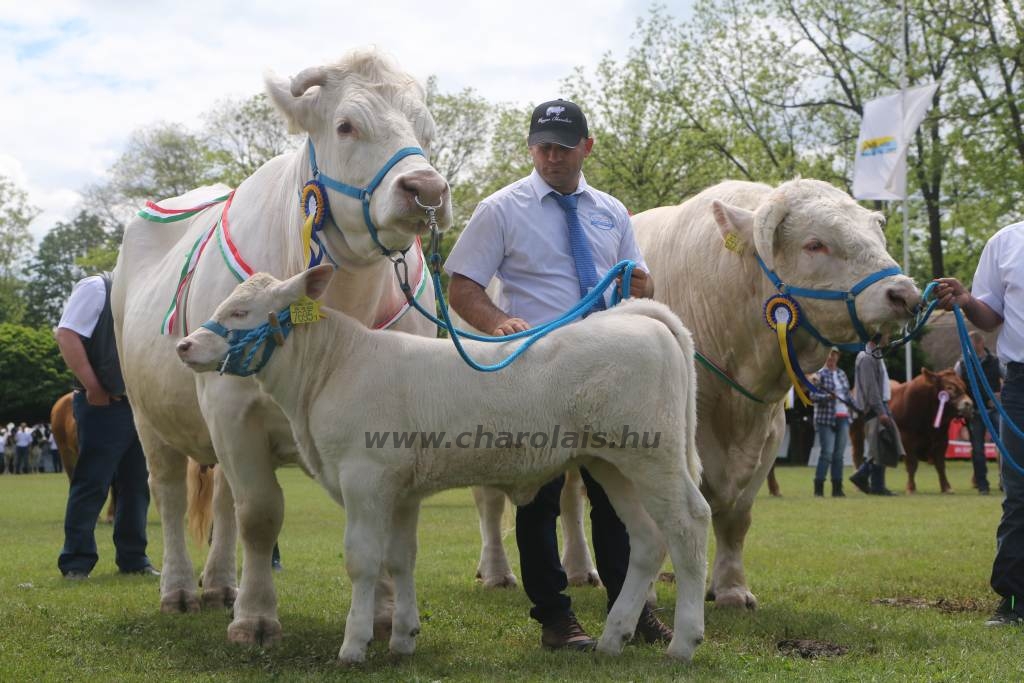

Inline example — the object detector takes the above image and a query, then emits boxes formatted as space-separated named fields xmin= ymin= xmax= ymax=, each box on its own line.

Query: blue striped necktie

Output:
xmin=551 ymin=191 xmax=605 ymax=312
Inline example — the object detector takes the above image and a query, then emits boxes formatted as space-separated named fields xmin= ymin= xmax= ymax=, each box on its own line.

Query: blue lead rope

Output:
xmin=402 ymin=259 xmax=636 ymax=372
xmin=953 ymin=302 xmax=1024 ymax=476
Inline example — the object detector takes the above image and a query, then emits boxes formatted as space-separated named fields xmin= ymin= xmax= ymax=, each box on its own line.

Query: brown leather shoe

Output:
xmin=634 ymin=605 xmax=673 ymax=644
xmin=541 ymin=613 xmax=597 ymax=651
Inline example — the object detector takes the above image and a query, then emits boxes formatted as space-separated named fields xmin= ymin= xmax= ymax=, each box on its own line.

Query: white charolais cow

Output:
xmin=474 ymin=179 xmax=922 ymax=608
xmin=176 ymin=265 xmax=709 ymax=664
xmin=178 ymin=266 xmax=712 ymax=663
xmin=635 ymin=179 xmax=920 ymax=607
xmin=111 ymin=49 xmax=451 ymax=645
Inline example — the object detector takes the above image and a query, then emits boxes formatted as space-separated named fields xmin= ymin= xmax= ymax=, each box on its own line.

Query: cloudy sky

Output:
xmin=0 ymin=0 xmax=692 ymax=243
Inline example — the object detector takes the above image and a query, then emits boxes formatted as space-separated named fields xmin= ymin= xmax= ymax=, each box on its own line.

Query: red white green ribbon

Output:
xmin=157 ymin=191 xmax=254 ymax=336
xmin=374 ymin=236 xmax=427 ymax=330
xmin=138 ymin=191 xmax=232 ymax=223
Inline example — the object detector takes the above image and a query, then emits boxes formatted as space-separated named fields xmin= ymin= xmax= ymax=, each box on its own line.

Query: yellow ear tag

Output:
xmin=723 ymin=232 xmax=744 ymax=254
xmin=289 ymin=296 xmax=322 ymax=325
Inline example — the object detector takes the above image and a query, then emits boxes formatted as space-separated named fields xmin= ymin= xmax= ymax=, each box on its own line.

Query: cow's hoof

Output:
xmin=389 ymin=634 xmax=417 ymax=656
xmin=202 ymin=586 xmax=237 ymax=609
xmin=160 ymin=589 xmax=200 ymax=614
xmin=337 ymin=647 xmax=368 ymax=666
xmin=714 ymin=589 xmax=758 ymax=610
xmin=567 ymin=570 xmax=602 ymax=588
xmin=941 ymin=488 xmax=955 ymax=494
xmin=704 ymin=589 xmax=715 ymax=601
xmin=478 ymin=572 xmax=519 ymax=589
xmin=228 ymin=617 xmax=282 ymax=647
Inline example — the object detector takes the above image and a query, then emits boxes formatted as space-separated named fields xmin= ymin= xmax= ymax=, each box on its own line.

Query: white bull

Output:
xmin=111 ymin=48 xmax=451 ymax=645
xmin=176 ymin=265 xmax=709 ymax=663
xmin=474 ymin=179 xmax=921 ymax=608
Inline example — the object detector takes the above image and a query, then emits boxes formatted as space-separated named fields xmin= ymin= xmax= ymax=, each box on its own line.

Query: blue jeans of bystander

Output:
xmin=815 ymin=418 xmax=849 ymax=482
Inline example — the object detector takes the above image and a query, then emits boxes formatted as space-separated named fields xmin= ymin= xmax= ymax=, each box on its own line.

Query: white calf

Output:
xmin=177 ymin=265 xmax=709 ymax=664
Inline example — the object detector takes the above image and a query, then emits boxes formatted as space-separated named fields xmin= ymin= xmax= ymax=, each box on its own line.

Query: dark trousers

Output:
xmin=58 ymin=393 xmax=151 ymax=575
xmin=970 ymin=408 xmax=996 ymax=492
xmin=516 ymin=468 xmax=630 ymax=624
xmin=15 ymin=446 xmax=29 ymax=473
xmin=992 ymin=365 xmax=1024 ymax=606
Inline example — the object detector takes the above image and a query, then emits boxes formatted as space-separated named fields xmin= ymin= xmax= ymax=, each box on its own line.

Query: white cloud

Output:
xmin=1 ymin=0 xmax=691 ymax=242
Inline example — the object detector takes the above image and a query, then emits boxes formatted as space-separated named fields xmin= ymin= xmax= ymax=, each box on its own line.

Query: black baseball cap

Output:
xmin=528 ymin=99 xmax=589 ymax=148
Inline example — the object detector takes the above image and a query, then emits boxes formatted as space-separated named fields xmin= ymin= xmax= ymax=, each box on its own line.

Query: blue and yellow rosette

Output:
xmin=764 ymin=294 xmax=814 ymax=406
xmin=300 ymin=180 xmax=330 ymax=267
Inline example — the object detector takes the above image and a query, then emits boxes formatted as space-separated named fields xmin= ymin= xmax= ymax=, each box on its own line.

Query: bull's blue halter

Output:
xmin=200 ymin=310 xmax=293 ymax=377
xmin=756 ymin=253 xmax=903 ymax=354
xmin=303 ymin=138 xmax=425 ymax=260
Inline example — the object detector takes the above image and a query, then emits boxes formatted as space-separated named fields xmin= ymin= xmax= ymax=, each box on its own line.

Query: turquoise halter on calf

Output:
xmin=201 ymin=310 xmax=294 ymax=377
xmin=755 ymin=253 xmax=903 ymax=354
xmin=305 ymin=138 xmax=426 ymax=258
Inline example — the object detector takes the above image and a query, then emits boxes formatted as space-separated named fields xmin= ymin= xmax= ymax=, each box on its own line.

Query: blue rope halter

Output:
xmin=952 ymin=299 xmax=1024 ymax=475
xmin=305 ymin=138 xmax=426 ymax=258
xmin=755 ymin=253 xmax=904 ymax=354
xmin=200 ymin=309 xmax=293 ymax=377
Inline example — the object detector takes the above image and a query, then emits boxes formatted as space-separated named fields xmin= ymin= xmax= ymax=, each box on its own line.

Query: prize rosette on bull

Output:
xmin=763 ymin=294 xmax=824 ymax=406
xmin=300 ymin=180 xmax=330 ymax=268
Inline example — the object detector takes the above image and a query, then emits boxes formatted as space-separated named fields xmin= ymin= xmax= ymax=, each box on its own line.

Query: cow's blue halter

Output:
xmin=756 ymin=253 xmax=903 ymax=354
xmin=200 ymin=310 xmax=293 ymax=377
xmin=305 ymin=138 xmax=426 ymax=259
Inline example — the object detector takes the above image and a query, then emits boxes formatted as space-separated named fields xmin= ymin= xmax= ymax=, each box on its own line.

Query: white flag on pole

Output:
xmin=852 ymin=82 xmax=939 ymax=200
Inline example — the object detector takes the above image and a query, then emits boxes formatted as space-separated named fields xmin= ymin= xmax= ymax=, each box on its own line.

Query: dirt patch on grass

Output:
xmin=777 ymin=638 xmax=849 ymax=659
xmin=872 ymin=596 xmax=989 ymax=613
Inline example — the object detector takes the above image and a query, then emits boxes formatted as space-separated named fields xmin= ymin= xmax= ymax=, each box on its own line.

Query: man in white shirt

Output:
xmin=936 ymin=219 xmax=1024 ymax=626
xmin=445 ymin=99 xmax=666 ymax=650
xmin=13 ymin=423 xmax=33 ymax=474
xmin=55 ymin=273 xmax=157 ymax=580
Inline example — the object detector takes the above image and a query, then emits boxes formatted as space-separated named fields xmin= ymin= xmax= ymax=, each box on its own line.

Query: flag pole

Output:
xmin=901 ymin=0 xmax=912 ymax=382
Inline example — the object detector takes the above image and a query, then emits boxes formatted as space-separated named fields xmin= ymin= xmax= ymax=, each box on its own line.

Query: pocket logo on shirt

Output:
xmin=589 ymin=211 xmax=615 ymax=230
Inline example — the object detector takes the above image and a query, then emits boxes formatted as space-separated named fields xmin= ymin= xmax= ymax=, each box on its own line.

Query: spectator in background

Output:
xmin=811 ymin=347 xmax=852 ymax=498
xmin=48 ymin=428 xmax=62 ymax=473
xmin=14 ymin=423 xmax=33 ymax=474
xmin=956 ymin=330 xmax=1003 ymax=495
xmin=849 ymin=332 xmax=902 ymax=496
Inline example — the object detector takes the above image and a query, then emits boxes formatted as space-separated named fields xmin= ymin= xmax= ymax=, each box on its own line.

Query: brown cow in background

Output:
xmin=851 ymin=369 xmax=973 ymax=493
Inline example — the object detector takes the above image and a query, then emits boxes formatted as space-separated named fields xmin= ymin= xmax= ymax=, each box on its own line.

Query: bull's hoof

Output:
xmin=477 ymin=572 xmax=519 ymax=589
xmin=567 ymin=570 xmax=602 ymax=588
xmin=941 ymin=488 xmax=955 ymax=494
xmin=704 ymin=589 xmax=715 ymax=602
xmin=228 ymin=617 xmax=283 ymax=647
xmin=202 ymin=586 xmax=237 ymax=609
xmin=160 ymin=589 xmax=201 ymax=614
xmin=714 ymin=589 xmax=758 ymax=610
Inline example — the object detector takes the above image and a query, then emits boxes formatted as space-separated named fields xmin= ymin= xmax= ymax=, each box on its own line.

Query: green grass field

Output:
xmin=0 ymin=461 xmax=1018 ymax=681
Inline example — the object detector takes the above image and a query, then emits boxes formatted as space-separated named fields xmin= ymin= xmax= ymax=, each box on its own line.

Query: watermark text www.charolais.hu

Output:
xmin=364 ymin=425 xmax=662 ymax=450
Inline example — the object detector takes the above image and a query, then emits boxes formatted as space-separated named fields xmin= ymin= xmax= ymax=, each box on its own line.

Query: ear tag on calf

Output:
xmin=289 ymin=296 xmax=322 ymax=325
xmin=723 ymin=232 xmax=744 ymax=254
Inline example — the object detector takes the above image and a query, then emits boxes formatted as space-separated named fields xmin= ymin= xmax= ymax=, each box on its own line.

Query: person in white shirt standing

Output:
xmin=936 ymin=219 xmax=1024 ymax=627
xmin=55 ymin=273 xmax=158 ymax=580
xmin=444 ymin=99 xmax=666 ymax=651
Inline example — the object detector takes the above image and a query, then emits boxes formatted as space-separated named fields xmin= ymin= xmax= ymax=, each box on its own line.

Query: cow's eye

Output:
xmin=804 ymin=239 xmax=828 ymax=253
xmin=229 ymin=310 xmax=248 ymax=320
xmin=337 ymin=121 xmax=354 ymax=135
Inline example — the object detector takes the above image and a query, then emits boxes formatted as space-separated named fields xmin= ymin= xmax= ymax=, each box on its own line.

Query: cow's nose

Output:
xmin=176 ymin=339 xmax=192 ymax=357
xmin=399 ymin=170 xmax=449 ymax=209
xmin=886 ymin=279 xmax=921 ymax=314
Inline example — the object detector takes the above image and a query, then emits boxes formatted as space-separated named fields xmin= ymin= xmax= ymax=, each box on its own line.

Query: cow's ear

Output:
xmin=752 ymin=192 xmax=788 ymax=271
xmin=922 ymin=367 xmax=934 ymax=379
xmin=303 ymin=264 xmax=335 ymax=301
xmin=712 ymin=200 xmax=755 ymax=257
xmin=265 ymin=67 xmax=324 ymax=134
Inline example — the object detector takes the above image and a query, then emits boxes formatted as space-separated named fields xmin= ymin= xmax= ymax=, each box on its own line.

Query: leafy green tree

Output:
xmin=0 ymin=323 xmax=72 ymax=422
xmin=0 ymin=175 xmax=39 ymax=325
xmin=202 ymin=93 xmax=301 ymax=187
xmin=22 ymin=212 xmax=110 ymax=329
